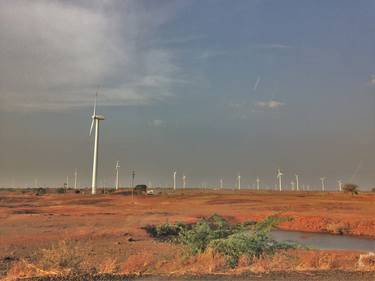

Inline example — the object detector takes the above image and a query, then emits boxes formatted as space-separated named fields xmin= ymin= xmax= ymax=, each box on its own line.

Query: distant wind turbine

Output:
xmin=115 ymin=161 xmax=120 ymax=190
xmin=291 ymin=181 xmax=295 ymax=191
xmin=89 ymin=91 xmax=105 ymax=195
xmin=182 ymin=174 xmax=186 ymax=189
xmin=295 ymin=174 xmax=299 ymax=191
xmin=74 ymin=169 xmax=78 ymax=189
xmin=256 ymin=177 xmax=260 ymax=191
xmin=173 ymin=171 xmax=177 ymax=190
xmin=320 ymin=177 xmax=326 ymax=192
xmin=277 ymin=169 xmax=283 ymax=191
xmin=66 ymin=176 xmax=69 ymax=189
xmin=338 ymin=180 xmax=343 ymax=192
xmin=237 ymin=173 xmax=241 ymax=190
xmin=220 ymin=178 xmax=223 ymax=189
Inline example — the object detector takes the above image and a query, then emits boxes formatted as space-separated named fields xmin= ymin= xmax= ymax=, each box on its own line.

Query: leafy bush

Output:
xmin=56 ymin=187 xmax=66 ymax=194
xmin=145 ymin=214 xmax=298 ymax=267
xmin=343 ymin=183 xmax=359 ymax=195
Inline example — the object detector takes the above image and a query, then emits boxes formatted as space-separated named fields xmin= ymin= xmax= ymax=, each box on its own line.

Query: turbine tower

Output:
xmin=295 ymin=174 xmax=299 ymax=191
xmin=256 ymin=177 xmax=260 ymax=191
xmin=74 ymin=169 xmax=78 ymax=189
xmin=115 ymin=161 xmax=120 ymax=190
xmin=320 ymin=177 xmax=326 ymax=192
xmin=89 ymin=91 xmax=105 ymax=195
xmin=182 ymin=174 xmax=186 ymax=189
xmin=338 ymin=180 xmax=343 ymax=192
xmin=291 ymin=181 xmax=295 ymax=191
xmin=237 ymin=173 xmax=241 ymax=190
xmin=220 ymin=178 xmax=223 ymax=189
xmin=277 ymin=169 xmax=283 ymax=191
xmin=173 ymin=171 xmax=177 ymax=190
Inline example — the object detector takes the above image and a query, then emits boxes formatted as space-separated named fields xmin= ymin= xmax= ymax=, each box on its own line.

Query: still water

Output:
xmin=272 ymin=230 xmax=375 ymax=252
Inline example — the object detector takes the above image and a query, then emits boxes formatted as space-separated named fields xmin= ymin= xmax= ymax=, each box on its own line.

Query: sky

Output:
xmin=0 ymin=0 xmax=374 ymax=190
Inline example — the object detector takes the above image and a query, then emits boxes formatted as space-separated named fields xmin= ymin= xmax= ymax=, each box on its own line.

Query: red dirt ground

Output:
xmin=0 ymin=189 xmax=374 ymax=279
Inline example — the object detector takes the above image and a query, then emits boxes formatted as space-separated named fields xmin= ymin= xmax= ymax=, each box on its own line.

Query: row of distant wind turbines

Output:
xmin=171 ymin=170 xmax=343 ymax=192
xmin=82 ymin=93 xmax=344 ymax=195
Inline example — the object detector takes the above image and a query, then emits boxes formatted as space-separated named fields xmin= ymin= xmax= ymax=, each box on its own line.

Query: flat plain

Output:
xmin=0 ymin=189 xmax=374 ymax=280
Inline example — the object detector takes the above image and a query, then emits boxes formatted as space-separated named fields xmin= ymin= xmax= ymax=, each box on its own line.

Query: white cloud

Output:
xmin=254 ymin=44 xmax=294 ymax=50
xmin=368 ymin=75 xmax=375 ymax=85
xmin=256 ymin=100 xmax=285 ymax=109
xmin=0 ymin=1 xmax=183 ymax=111
xmin=150 ymin=119 xmax=164 ymax=127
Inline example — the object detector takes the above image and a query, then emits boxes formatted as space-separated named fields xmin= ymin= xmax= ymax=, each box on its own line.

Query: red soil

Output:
xmin=0 ymin=190 xmax=374 ymax=279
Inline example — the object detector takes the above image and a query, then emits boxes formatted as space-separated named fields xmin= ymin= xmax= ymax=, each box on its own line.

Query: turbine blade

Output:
xmin=89 ymin=119 xmax=94 ymax=136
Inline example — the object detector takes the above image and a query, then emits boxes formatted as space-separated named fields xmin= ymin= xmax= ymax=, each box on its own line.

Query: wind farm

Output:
xmin=1 ymin=1 xmax=375 ymax=280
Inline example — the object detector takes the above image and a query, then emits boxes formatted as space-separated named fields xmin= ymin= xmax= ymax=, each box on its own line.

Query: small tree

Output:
xmin=343 ymin=183 xmax=359 ymax=195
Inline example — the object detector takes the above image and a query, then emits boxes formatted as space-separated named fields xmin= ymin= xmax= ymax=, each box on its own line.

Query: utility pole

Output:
xmin=131 ymin=170 xmax=135 ymax=188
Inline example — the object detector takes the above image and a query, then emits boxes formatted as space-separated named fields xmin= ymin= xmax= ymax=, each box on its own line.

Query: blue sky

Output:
xmin=0 ymin=0 xmax=374 ymax=189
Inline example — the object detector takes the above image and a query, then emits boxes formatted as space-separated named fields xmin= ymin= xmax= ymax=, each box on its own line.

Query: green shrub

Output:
xmin=56 ymin=187 xmax=66 ymax=194
xmin=145 ymin=214 xmax=297 ymax=267
xmin=343 ymin=183 xmax=359 ymax=195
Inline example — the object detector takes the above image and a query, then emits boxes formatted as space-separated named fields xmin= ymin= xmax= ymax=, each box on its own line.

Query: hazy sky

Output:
xmin=0 ymin=0 xmax=374 ymax=190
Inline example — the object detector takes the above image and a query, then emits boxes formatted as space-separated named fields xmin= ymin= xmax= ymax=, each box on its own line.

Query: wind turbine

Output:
xmin=173 ymin=171 xmax=177 ymax=190
xmin=295 ymin=174 xmax=300 ymax=191
xmin=115 ymin=161 xmax=120 ymax=190
xmin=74 ymin=169 xmax=78 ymax=189
xmin=237 ymin=173 xmax=241 ymax=190
xmin=291 ymin=181 xmax=295 ymax=191
xmin=338 ymin=180 xmax=343 ymax=192
xmin=277 ymin=169 xmax=283 ymax=191
xmin=66 ymin=176 xmax=69 ymax=189
xmin=320 ymin=177 xmax=326 ymax=192
xmin=89 ymin=91 xmax=105 ymax=195
xmin=182 ymin=174 xmax=186 ymax=189
xmin=256 ymin=177 xmax=260 ymax=191
xmin=220 ymin=178 xmax=223 ymax=189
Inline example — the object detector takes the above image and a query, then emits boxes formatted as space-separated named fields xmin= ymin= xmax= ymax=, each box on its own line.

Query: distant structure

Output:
xmin=277 ymin=169 xmax=283 ymax=191
xmin=295 ymin=174 xmax=300 ymax=191
xmin=173 ymin=171 xmax=177 ymax=190
xmin=320 ymin=177 xmax=326 ymax=192
xmin=182 ymin=174 xmax=186 ymax=189
xmin=89 ymin=91 xmax=105 ymax=195
xmin=291 ymin=181 xmax=295 ymax=191
xmin=66 ymin=176 xmax=69 ymax=189
xmin=131 ymin=170 xmax=135 ymax=188
xmin=338 ymin=180 xmax=343 ymax=192
xmin=256 ymin=177 xmax=260 ymax=190
xmin=115 ymin=161 xmax=120 ymax=190
xmin=74 ymin=169 xmax=78 ymax=189
xmin=237 ymin=173 xmax=241 ymax=190
xmin=220 ymin=178 xmax=223 ymax=189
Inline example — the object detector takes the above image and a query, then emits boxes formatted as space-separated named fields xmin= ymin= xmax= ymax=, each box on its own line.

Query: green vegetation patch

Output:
xmin=144 ymin=214 xmax=300 ymax=267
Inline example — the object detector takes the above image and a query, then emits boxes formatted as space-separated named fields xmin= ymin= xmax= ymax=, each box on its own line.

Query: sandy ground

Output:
xmin=0 ymin=189 xmax=374 ymax=280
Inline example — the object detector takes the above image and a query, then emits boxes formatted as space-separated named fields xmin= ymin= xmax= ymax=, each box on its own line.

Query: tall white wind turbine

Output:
xmin=237 ymin=173 xmax=241 ymax=190
xmin=320 ymin=177 xmax=326 ymax=192
xmin=338 ymin=180 xmax=343 ymax=192
xmin=277 ymin=169 xmax=283 ymax=191
xmin=256 ymin=177 xmax=260 ymax=191
xmin=295 ymin=174 xmax=299 ymax=191
xmin=115 ymin=161 xmax=120 ymax=190
xmin=89 ymin=92 xmax=105 ymax=195
xmin=173 ymin=171 xmax=177 ymax=190
xmin=220 ymin=178 xmax=223 ymax=189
